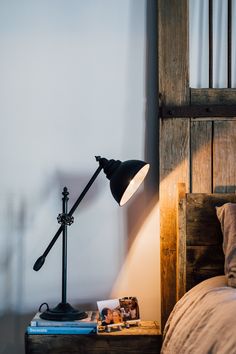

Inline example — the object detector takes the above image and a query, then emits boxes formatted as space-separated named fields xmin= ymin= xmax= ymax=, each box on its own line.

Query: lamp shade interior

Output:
xmin=119 ymin=163 xmax=150 ymax=205
xmin=109 ymin=160 xmax=150 ymax=206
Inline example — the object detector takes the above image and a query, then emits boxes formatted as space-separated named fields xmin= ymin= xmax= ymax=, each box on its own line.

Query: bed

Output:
xmin=161 ymin=184 xmax=236 ymax=354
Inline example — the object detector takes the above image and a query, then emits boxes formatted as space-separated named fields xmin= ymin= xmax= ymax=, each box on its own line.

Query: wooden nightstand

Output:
xmin=25 ymin=321 xmax=162 ymax=354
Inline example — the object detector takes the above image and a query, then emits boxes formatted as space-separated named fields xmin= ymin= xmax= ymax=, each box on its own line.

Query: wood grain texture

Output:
xmin=191 ymin=117 xmax=236 ymax=121
xmin=178 ymin=192 xmax=236 ymax=293
xmin=98 ymin=321 xmax=160 ymax=336
xmin=176 ymin=183 xmax=186 ymax=301
xmin=25 ymin=322 xmax=162 ymax=354
xmin=191 ymin=88 xmax=236 ymax=105
xmin=158 ymin=0 xmax=189 ymax=106
xmin=213 ymin=121 xmax=236 ymax=192
xmin=185 ymin=193 xmax=236 ymax=244
xmin=158 ymin=0 xmax=189 ymax=330
xmin=160 ymin=119 xmax=189 ymax=329
xmin=158 ymin=0 xmax=236 ymax=333
xmin=191 ymin=121 xmax=212 ymax=192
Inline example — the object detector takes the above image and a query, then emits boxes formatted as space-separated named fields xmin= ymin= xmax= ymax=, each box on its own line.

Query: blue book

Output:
xmin=27 ymin=326 xmax=97 ymax=334
xmin=30 ymin=311 xmax=98 ymax=328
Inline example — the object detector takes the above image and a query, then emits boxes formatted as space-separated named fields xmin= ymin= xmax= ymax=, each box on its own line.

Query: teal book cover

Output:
xmin=27 ymin=326 xmax=96 ymax=334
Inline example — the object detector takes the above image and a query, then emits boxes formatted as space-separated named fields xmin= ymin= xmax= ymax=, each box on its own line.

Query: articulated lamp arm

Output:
xmin=33 ymin=161 xmax=103 ymax=271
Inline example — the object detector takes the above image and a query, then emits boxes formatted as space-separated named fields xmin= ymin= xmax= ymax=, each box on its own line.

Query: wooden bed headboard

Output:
xmin=176 ymin=183 xmax=236 ymax=301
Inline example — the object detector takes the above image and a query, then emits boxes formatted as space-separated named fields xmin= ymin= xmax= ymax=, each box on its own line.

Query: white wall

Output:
xmin=0 ymin=0 xmax=160 ymax=321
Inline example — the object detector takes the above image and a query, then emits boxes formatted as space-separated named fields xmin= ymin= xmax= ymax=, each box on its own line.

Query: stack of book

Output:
xmin=27 ymin=311 xmax=98 ymax=334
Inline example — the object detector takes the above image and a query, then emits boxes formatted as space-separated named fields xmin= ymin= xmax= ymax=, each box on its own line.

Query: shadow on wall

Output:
xmin=109 ymin=0 xmax=159 ymax=320
xmin=126 ymin=0 xmax=158 ymax=249
xmin=42 ymin=169 xmax=102 ymax=208
xmin=0 ymin=312 xmax=33 ymax=354
xmin=0 ymin=199 xmax=29 ymax=354
xmin=0 ymin=171 xmax=102 ymax=354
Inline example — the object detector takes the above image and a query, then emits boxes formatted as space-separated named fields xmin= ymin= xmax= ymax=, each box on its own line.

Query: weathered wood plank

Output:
xmin=213 ymin=121 xmax=236 ymax=192
xmin=25 ymin=322 xmax=162 ymax=354
xmin=186 ymin=245 xmax=224 ymax=269
xmin=26 ymin=335 xmax=161 ymax=354
xmin=160 ymin=119 xmax=189 ymax=329
xmin=191 ymin=88 xmax=236 ymax=105
xmin=184 ymin=193 xmax=236 ymax=291
xmin=186 ymin=245 xmax=224 ymax=290
xmin=158 ymin=0 xmax=189 ymax=330
xmin=176 ymin=183 xmax=186 ymax=301
xmin=186 ymin=193 xmax=236 ymax=245
xmin=191 ymin=117 xmax=236 ymax=121
xmin=176 ymin=190 xmax=228 ymax=293
xmin=158 ymin=0 xmax=189 ymax=106
xmin=191 ymin=121 xmax=212 ymax=192
xmin=186 ymin=267 xmax=224 ymax=291
xmin=177 ymin=191 xmax=236 ymax=292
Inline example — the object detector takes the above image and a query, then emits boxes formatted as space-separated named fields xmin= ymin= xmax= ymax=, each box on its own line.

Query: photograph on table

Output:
xmin=97 ymin=298 xmax=123 ymax=326
xmin=119 ymin=296 xmax=140 ymax=321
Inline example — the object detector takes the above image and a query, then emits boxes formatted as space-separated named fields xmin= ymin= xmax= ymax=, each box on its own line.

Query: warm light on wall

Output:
xmin=111 ymin=202 xmax=160 ymax=321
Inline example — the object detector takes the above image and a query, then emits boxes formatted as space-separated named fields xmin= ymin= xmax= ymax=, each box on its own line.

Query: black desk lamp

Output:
xmin=33 ymin=156 xmax=150 ymax=321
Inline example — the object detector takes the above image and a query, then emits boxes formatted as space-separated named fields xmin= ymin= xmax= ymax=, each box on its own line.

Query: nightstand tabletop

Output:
xmin=25 ymin=320 xmax=162 ymax=354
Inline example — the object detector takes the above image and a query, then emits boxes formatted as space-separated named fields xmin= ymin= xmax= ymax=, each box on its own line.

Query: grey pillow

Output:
xmin=216 ymin=203 xmax=236 ymax=287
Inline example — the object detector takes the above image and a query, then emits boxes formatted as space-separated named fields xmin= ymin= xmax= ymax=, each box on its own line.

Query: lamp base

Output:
xmin=40 ymin=302 xmax=88 ymax=321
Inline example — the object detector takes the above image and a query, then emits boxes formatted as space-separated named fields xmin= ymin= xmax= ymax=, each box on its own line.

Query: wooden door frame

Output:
xmin=158 ymin=0 xmax=189 ymax=330
xmin=158 ymin=0 xmax=236 ymax=331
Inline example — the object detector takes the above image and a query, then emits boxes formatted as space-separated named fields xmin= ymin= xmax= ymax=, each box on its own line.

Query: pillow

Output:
xmin=216 ymin=203 xmax=236 ymax=287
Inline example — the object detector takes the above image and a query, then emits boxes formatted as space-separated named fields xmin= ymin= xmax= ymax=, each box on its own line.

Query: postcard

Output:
xmin=97 ymin=296 xmax=140 ymax=327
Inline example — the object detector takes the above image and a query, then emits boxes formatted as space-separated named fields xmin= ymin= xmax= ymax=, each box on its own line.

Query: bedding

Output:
xmin=161 ymin=275 xmax=236 ymax=354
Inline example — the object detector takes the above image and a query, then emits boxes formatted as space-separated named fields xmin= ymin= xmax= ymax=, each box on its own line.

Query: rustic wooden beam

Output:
xmin=159 ymin=0 xmax=189 ymax=331
xmin=191 ymin=88 xmax=236 ymax=104
xmin=160 ymin=105 xmax=236 ymax=118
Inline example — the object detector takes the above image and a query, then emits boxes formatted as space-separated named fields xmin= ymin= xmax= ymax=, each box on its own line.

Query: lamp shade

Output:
xmin=97 ymin=157 xmax=150 ymax=206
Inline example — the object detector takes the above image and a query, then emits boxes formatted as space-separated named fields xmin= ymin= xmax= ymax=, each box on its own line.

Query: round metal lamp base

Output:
xmin=40 ymin=302 xmax=88 ymax=321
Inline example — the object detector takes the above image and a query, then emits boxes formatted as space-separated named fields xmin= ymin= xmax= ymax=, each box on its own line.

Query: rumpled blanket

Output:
xmin=161 ymin=276 xmax=236 ymax=354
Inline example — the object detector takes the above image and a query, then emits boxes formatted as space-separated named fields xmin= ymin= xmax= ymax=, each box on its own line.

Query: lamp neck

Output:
xmin=96 ymin=156 xmax=121 ymax=180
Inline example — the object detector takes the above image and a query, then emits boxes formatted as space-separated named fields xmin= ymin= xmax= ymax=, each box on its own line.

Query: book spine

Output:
xmin=30 ymin=311 xmax=98 ymax=327
xmin=30 ymin=320 xmax=96 ymax=327
xmin=27 ymin=326 xmax=97 ymax=335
